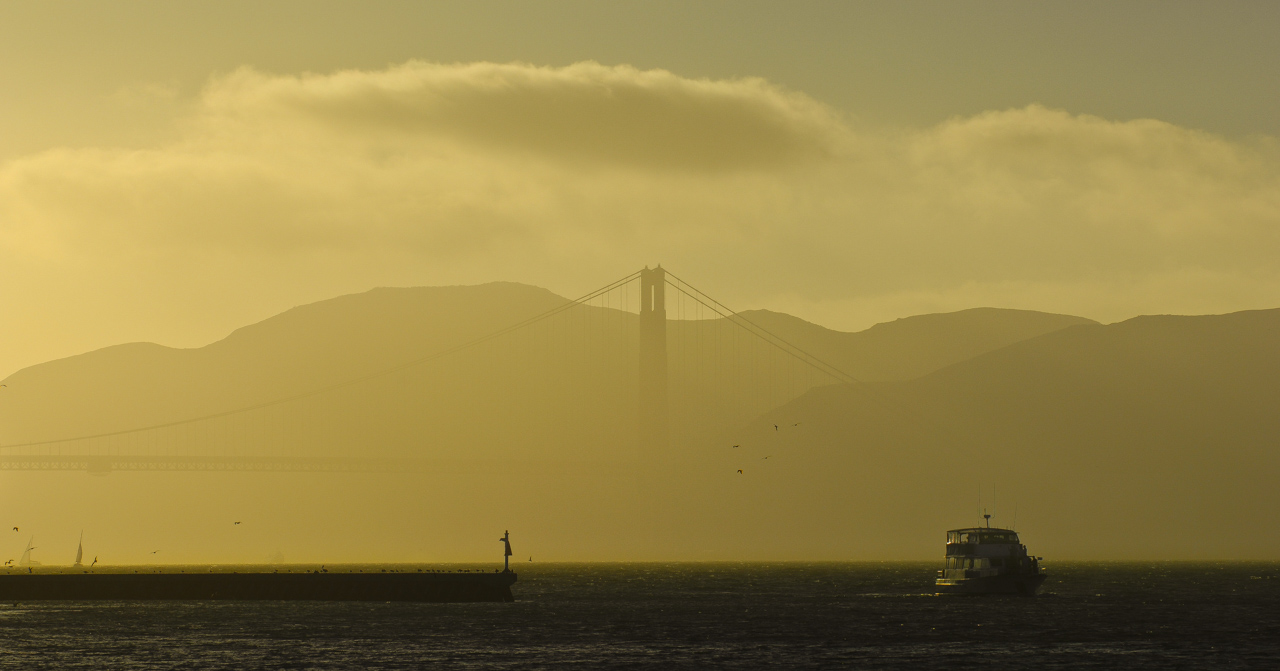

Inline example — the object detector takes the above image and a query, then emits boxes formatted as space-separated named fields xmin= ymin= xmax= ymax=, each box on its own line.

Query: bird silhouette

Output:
xmin=150 ymin=550 xmax=159 ymax=554
xmin=91 ymin=557 xmax=98 ymax=567
xmin=773 ymin=424 xmax=778 ymax=431
xmin=793 ymin=423 xmax=801 ymax=427
xmin=732 ymin=445 xmax=739 ymax=448
xmin=11 ymin=527 xmax=16 ymax=532
xmin=234 ymin=522 xmax=241 ymax=525
xmin=762 ymin=456 xmax=772 ymax=460
xmin=736 ymin=469 xmax=743 ymax=474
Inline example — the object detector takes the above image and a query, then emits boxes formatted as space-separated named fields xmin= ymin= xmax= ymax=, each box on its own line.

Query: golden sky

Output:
xmin=3 ymin=1 xmax=1279 ymax=378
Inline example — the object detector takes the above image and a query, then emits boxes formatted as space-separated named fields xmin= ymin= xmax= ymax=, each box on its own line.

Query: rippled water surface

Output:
xmin=1 ymin=562 xmax=1277 ymax=669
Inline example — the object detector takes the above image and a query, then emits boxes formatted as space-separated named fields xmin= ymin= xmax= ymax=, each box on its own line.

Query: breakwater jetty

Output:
xmin=0 ymin=566 xmax=517 ymax=602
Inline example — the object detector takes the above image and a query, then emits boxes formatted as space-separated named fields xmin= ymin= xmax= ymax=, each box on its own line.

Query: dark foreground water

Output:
xmin=1 ymin=562 xmax=1277 ymax=669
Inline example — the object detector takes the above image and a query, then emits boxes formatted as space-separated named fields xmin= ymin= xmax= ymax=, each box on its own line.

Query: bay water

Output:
xmin=1 ymin=562 xmax=1276 ymax=669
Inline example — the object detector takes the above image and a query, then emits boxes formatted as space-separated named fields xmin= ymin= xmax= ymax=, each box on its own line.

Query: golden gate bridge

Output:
xmin=0 ymin=267 xmax=859 ymax=473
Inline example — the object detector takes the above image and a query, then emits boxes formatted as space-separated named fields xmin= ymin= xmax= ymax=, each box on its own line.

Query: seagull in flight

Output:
xmin=234 ymin=521 xmax=241 ymax=525
xmin=150 ymin=550 xmax=159 ymax=555
xmin=736 ymin=469 xmax=743 ymax=474
xmin=11 ymin=527 xmax=16 ymax=532
xmin=732 ymin=445 xmax=739 ymax=448
xmin=762 ymin=456 xmax=772 ymax=460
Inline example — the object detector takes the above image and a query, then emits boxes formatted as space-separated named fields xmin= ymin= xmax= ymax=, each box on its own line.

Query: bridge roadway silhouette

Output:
xmin=0 ymin=267 xmax=857 ymax=473
xmin=0 ymin=454 xmax=432 ymax=474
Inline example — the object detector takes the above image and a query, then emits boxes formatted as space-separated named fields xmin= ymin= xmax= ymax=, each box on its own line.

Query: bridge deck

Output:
xmin=0 ymin=455 xmax=431 ymax=473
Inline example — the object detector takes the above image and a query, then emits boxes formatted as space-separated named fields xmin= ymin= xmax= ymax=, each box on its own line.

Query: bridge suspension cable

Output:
xmin=663 ymin=271 xmax=862 ymax=387
xmin=0 ymin=270 xmax=643 ymax=450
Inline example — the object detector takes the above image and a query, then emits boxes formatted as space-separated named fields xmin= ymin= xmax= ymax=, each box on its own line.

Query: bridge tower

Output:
xmin=638 ymin=266 xmax=668 ymax=450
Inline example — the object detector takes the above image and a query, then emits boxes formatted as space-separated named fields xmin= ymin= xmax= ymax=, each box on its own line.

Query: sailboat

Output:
xmin=74 ymin=532 xmax=84 ymax=567
xmin=18 ymin=536 xmax=41 ymax=567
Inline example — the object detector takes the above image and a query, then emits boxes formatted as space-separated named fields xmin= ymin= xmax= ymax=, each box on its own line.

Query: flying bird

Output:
xmin=793 ymin=423 xmax=801 ymax=427
xmin=732 ymin=445 xmax=739 ymax=448
xmin=150 ymin=550 xmax=159 ymax=554
xmin=736 ymin=469 xmax=743 ymax=474
xmin=91 ymin=557 xmax=98 ymax=567
xmin=762 ymin=456 xmax=772 ymax=460
xmin=234 ymin=522 xmax=241 ymax=525
xmin=11 ymin=527 xmax=16 ymax=532
xmin=773 ymin=424 xmax=778 ymax=431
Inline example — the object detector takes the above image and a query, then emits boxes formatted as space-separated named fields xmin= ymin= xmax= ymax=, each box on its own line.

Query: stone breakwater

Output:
xmin=0 ymin=570 xmax=517 ymax=602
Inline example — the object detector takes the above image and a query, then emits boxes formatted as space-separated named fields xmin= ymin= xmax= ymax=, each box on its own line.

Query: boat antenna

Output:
xmin=977 ymin=484 xmax=988 ymax=527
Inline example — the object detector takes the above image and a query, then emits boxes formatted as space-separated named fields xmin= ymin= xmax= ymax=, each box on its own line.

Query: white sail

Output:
xmin=74 ymin=532 xmax=83 ymax=566
xmin=18 ymin=536 xmax=41 ymax=566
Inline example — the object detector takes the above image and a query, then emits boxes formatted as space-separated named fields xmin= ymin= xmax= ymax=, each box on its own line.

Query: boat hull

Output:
xmin=935 ymin=573 xmax=1045 ymax=596
xmin=0 ymin=571 xmax=517 ymax=602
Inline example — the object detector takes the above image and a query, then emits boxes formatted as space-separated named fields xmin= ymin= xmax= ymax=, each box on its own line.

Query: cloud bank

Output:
xmin=2 ymin=61 xmax=1279 ymax=375
xmin=199 ymin=61 xmax=845 ymax=170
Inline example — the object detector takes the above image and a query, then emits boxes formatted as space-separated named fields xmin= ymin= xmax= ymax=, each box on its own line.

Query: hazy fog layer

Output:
xmin=1 ymin=284 xmax=1274 ymax=562
xmin=0 ymin=285 xmax=1091 ymax=563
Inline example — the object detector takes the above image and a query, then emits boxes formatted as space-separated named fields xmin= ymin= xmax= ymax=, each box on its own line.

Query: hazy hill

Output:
xmin=732 ymin=307 xmax=1096 ymax=381
xmin=0 ymin=283 xmax=572 ymax=444
xmin=700 ymin=308 xmax=1280 ymax=559
xmin=0 ymin=284 xmax=1089 ymax=454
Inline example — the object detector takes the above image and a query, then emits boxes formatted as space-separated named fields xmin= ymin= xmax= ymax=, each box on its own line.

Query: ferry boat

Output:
xmin=935 ymin=516 xmax=1045 ymax=596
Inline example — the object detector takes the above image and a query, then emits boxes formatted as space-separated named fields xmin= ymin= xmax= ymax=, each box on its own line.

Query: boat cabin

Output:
xmin=936 ymin=525 xmax=1045 ymax=595
xmin=942 ymin=527 xmax=1036 ymax=578
xmin=946 ymin=528 xmax=1020 ymax=546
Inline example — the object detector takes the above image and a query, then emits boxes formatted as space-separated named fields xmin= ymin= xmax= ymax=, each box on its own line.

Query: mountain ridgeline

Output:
xmin=2 ymin=283 xmax=1275 ymax=561
xmin=0 ymin=283 xmax=1091 ymax=460
xmin=717 ymin=308 xmax=1280 ymax=559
